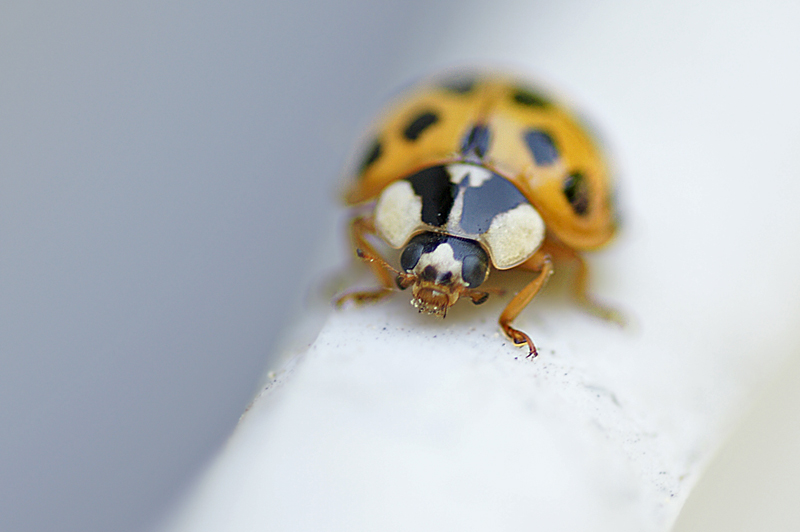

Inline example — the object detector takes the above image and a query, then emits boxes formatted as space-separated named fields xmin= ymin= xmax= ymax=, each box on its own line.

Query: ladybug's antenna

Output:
xmin=356 ymin=248 xmax=415 ymax=289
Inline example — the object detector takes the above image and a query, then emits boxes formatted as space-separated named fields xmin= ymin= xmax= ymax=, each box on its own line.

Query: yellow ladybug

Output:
xmin=336 ymin=70 xmax=619 ymax=357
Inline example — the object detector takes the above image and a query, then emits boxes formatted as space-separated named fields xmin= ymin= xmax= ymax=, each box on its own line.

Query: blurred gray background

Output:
xmin=1 ymin=1 xmax=455 ymax=531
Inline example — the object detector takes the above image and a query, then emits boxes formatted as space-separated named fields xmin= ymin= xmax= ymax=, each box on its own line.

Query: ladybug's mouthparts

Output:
xmin=411 ymin=287 xmax=452 ymax=318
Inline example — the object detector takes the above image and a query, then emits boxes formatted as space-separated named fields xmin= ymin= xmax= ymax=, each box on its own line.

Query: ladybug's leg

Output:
xmin=544 ymin=239 xmax=625 ymax=326
xmin=498 ymin=249 xmax=553 ymax=358
xmin=335 ymin=215 xmax=400 ymax=306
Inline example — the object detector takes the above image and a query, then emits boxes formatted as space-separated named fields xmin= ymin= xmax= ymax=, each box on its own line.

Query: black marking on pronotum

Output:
xmin=406 ymin=166 xmax=458 ymax=227
xmin=403 ymin=110 xmax=439 ymax=141
xmin=358 ymin=137 xmax=382 ymax=174
xmin=511 ymin=87 xmax=550 ymax=108
xmin=563 ymin=171 xmax=590 ymax=215
xmin=459 ymin=173 xmax=528 ymax=234
xmin=439 ymin=74 xmax=477 ymax=94
xmin=401 ymin=232 xmax=489 ymax=288
xmin=523 ymin=129 xmax=559 ymax=166
xmin=460 ymin=124 xmax=491 ymax=159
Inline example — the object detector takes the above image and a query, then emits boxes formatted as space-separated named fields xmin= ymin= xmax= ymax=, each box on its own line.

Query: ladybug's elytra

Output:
xmin=336 ymin=70 xmax=620 ymax=357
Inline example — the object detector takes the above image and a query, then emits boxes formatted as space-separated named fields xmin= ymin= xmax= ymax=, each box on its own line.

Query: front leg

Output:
xmin=498 ymin=250 xmax=553 ymax=358
xmin=335 ymin=215 xmax=401 ymax=307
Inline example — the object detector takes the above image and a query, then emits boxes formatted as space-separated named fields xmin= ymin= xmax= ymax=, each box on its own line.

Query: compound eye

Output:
xmin=400 ymin=240 xmax=424 ymax=272
xmin=563 ymin=172 xmax=590 ymax=216
xmin=461 ymin=253 xmax=488 ymax=288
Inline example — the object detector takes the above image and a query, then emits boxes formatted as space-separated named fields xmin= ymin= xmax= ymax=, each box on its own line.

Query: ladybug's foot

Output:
xmin=501 ymin=324 xmax=539 ymax=358
xmin=335 ymin=287 xmax=394 ymax=307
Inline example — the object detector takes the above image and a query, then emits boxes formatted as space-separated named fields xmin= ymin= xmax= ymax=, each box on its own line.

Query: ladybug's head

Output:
xmin=396 ymin=232 xmax=492 ymax=318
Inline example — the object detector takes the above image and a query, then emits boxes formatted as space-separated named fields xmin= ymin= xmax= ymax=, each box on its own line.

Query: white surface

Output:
xmin=162 ymin=218 xmax=796 ymax=531
xmin=163 ymin=1 xmax=800 ymax=529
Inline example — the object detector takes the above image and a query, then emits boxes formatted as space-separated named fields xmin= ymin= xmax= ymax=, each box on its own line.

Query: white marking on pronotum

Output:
xmin=445 ymin=163 xmax=494 ymax=237
xmin=374 ymin=181 xmax=422 ymax=248
xmin=482 ymin=203 xmax=545 ymax=269
xmin=446 ymin=188 xmax=465 ymax=236
xmin=446 ymin=163 xmax=493 ymax=187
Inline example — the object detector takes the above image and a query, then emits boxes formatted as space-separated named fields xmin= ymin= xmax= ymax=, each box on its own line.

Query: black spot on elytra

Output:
xmin=358 ymin=137 xmax=382 ymax=174
xmin=439 ymin=74 xmax=477 ymax=94
xmin=523 ymin=129 xmax=559 ymax=166
xmin=403 ymin=110 xmax=439 ymax=141
xmin=563 ymin=172 xmax=590 ymax=216
xmin=512 ymin=87 xmax=550 ymax=108
xmin=460 ymin=124 xmax=491 ymax=158
xmin=406 ymin=166 xmax=458 ymax=227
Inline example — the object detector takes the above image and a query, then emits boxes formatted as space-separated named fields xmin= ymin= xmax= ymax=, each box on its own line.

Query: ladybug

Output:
xmin=336 ymin=70 xmax=619 ymax=357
